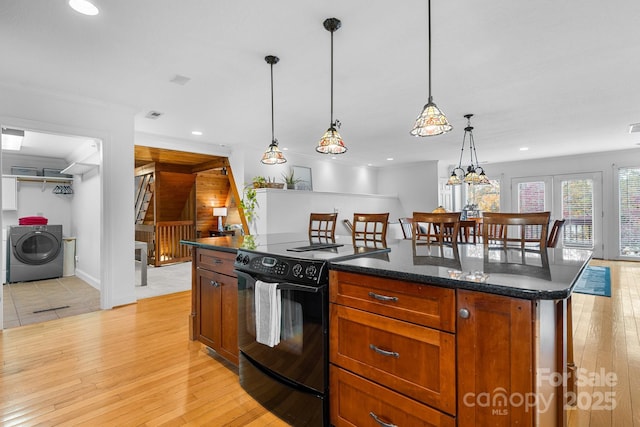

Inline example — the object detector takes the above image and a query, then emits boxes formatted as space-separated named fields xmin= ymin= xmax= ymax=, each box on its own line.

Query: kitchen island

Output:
xmin=181 ymin=235 xmax=591 ymax=426
xmin=328 ymin=241 xmax=591 ymax=427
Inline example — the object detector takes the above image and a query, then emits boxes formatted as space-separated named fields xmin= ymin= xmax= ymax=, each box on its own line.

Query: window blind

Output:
xmin=619 ymin=167 xmax=640 ymax=257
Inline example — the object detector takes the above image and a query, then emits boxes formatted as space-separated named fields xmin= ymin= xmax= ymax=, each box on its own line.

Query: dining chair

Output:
xmin=412 ymin=212 xmax=461 ymax=247
xmin=352 ymin=213 xmax=389 ymax=247
xmin=547 ymin=219 xmax=566 ymax=248
xmin=482 ymin=212 xmax=551 ymax=249
xmin=309 ymin=212 xmax=338 ymax=242
xmin=398 ymin=217 xmax=413 ymax=239
xmin=458 ymin=219 xmax=479 ymax=243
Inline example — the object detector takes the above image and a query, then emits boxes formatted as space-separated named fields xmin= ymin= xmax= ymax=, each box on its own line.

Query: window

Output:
xmin=473 ymin=180 xmax=500 ymax=212
xmin=518 ymin=181 xmax=545 ymax=213
xmin=561 ymin=179 xmax=594 ymax=248
xmin=619 ymin=167 xmax=640 ymax=257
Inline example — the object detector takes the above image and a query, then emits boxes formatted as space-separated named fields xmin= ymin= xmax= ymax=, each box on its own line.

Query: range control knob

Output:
xmin=242 ymin=255 xmax=250 ymax=264
xmin=235 ymin=254 xmax=243 ymax=263
xmin=305 ymin=265 xmax=317 ymax=278
xmin=292 ymin=263 xmax=303 ymax=277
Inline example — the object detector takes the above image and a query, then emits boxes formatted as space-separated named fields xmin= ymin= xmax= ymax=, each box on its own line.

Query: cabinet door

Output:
xmin=196 ymin=267 xmax=220 ymax=350
xmin=218 ymin=272 xmax=239 ymax=365
xmin=456 ymin=290 xmax=534 ymax=427
xmin=2 ymin=177 xmax=17 ymax=211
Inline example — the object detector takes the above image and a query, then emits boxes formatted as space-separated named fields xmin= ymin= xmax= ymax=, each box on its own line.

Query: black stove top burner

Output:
xmin=287 ymin=243 xmax=344 ymax=252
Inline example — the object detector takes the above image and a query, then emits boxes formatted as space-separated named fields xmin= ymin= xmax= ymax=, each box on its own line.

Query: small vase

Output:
xmin=287 ymin=183 xmax=295 ymax=190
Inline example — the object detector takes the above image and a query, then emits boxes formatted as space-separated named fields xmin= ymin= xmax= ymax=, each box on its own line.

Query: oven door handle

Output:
xmin=235 ymin=270 xmax=321 ymax=293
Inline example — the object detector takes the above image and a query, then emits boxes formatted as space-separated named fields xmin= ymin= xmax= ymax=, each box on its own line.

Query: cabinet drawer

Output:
xmin=196 ymin=248 xmax=236 ymax=276
xmin=331 ymin=366 xmax=455 ymax=427
xmin=330 ymin=270 xmax=455 ymax=332
xmin=330 ymin=304 xmax=456 ymax=415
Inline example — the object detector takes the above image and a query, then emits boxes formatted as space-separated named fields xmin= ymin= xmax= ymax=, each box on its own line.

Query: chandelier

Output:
xmin=446 ymin=114 xmax=490 ymax=186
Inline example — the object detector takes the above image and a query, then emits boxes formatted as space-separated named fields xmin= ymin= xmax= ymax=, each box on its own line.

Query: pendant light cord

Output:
xmin=270 ymin=61 xmax=275 ymax=142
xmin=427 ymin=0 xmax=432 ymax=101
xmin=330 ymin=29 xmax=334 ymax=126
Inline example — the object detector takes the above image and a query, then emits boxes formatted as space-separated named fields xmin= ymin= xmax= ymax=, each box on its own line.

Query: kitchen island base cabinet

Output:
xmin=330 ymin=366 xmax=455 ymax=427
xmin=192 ymin=248 xmax=239 ymax=366
xmin=330 ymin=270 xmax=569 ymax=427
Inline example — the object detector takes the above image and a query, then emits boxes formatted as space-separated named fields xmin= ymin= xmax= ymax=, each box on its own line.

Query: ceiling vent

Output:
xmin=169 ymin=74 xmax=191 ymax=85
xmin=145 ymin=110 xmax=163 ymax=120
xmin=629 ymin=123 xmax=640 ymax=133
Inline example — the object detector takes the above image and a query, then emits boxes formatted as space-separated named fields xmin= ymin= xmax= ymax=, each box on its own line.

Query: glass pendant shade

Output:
xmin=261 ymin=140 xmax=286 ymax=164
xmin=316 ymin=126 xmax=347 ymax=154
xmin=411 ymin=98 xmax=453 ymax=137
xmin=446 ymin=171 xmax=463 ymax=186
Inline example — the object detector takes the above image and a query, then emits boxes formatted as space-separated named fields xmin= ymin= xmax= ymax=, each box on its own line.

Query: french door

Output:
xmin=512 ymin=173 xmax=603 ymax=258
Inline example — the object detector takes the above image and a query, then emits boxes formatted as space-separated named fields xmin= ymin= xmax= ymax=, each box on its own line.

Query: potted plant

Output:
xmin=240 ymin=185 xmax=258 ymax=233
xmin=252 ymin=176 xmax=267 ymax=188
xmin=282 ymin=169 xmax=301 ymax=190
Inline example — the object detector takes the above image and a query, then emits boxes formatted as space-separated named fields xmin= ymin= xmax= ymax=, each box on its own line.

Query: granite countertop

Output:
xmin=329 ymin=240 xmax=592 ymax=300
xmin=180 ymin=235 xmax=245 ymax=253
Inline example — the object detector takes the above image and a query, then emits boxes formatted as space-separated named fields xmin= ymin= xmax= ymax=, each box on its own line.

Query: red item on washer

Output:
xmin=18 ymin=216 xmax=48 ymax=225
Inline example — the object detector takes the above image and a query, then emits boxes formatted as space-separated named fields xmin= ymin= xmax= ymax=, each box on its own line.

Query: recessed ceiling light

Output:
xmin=367 ymin=163 xmax=373 ymax=167
xmin=386 ymin=157 xmax=394 ymax=161
xmin=331 ymin=156 xmax=337 ymax=160
xmin=629 ymin=123 xmax=640 ymax=133
xmin=520 ymin=147 xmax=529 ymax=151
xmin=68 ymin=0 xmax=99 ymax=16
xmin=282 ymin=147 xmax=288 ymax=151
xmin=191 ymin=131 xmax=203 ymax=136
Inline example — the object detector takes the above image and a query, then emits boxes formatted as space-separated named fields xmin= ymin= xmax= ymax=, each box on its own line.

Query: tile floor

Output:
xmin=3 ymin=261 xmax=192 ymax=329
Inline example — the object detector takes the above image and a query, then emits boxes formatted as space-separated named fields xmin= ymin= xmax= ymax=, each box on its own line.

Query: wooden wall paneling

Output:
xmin=155 ymin=171 xmax=196 ymax=222
xmin=196 ymin=170 xmax=231 ymax=236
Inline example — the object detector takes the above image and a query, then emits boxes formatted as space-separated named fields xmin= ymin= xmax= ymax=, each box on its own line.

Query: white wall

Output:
xmin=241 ymin=147 xmax=379 ymax=194
xmin=1 ymin=83 xmax=135 ymax=309
xmin=378 ymin=161 xmax=440 ymax=217
xmin=253 ymin=189 xmax=405 ymax=238
xmin=71 ymin=166 xmax=101 ymax=289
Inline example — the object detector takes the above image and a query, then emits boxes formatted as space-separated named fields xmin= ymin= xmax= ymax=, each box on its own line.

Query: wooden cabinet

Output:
xmin=330 ymin=270 xmax=456 ymax=426
xmin=192 ymin=248 xmax=238 ymax=366
xmin=456 ymin=290 xmax=534 ymax=426
xmin=330 ymin=270 xmax=542 ymax=427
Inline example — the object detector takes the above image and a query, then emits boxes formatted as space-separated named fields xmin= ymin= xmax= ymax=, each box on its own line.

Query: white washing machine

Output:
xmin=7 ymin=225 xmax=64 ymax=283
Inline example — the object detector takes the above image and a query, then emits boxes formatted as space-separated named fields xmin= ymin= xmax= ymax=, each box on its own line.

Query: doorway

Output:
xmin=511 ymin=172 xmax=603 ymax=258
xmin=1 ymin=127 xmax=102 ymax=329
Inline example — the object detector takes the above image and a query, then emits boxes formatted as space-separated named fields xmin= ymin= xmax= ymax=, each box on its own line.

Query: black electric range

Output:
xmin=233 ymin=234 xmax=390 ymax=426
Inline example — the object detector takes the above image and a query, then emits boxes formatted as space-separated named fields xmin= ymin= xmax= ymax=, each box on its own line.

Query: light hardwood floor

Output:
xmin=1 ymin=261 xmax=638 ymax=426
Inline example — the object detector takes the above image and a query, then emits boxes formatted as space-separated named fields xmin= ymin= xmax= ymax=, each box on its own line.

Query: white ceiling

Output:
xmin=1 ymin=0 xmax=639 ymax=167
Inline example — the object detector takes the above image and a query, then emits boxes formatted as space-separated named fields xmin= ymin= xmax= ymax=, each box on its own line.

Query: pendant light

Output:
xmin=410 ymin=0 xmax=452 ymax=137
xmin=316 ymin=18 xmax=347 ymax=154
xmin=446 ymin=114 xmax=490 ymax=186
xmin=261 ymin=55 xmax=287 ymax=165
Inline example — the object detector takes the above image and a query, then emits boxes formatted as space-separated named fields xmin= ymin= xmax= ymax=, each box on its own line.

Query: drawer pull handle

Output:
xmin=368 ymin=292 xmax=398 ymax=302
xmin=212 ymin=259 xmax=223 ymax=264
xmin=210 ymin=280 xmax=220 ymax=287
xmin=459 ymin=308 xmax=470 ymax=319
xmin=369 ymin=411 xmax=397 ymax=427
xmin=369 ymin=344 xmax=399 ymax=358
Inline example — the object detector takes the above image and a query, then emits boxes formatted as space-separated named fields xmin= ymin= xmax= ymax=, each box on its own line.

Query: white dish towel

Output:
xmin=255 ymin=280 xmax=281 ymax=347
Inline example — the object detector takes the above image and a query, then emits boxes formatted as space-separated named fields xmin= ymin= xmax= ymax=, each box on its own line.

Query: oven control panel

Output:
xmin=234 ymin=250 xmax=328 ymax=286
